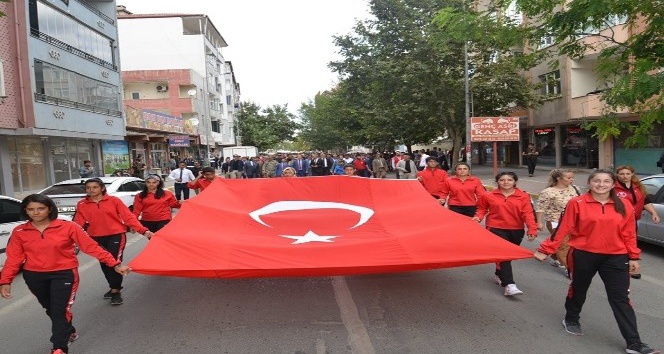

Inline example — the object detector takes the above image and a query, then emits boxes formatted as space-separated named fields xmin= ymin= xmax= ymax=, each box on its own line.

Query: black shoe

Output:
xmin=103 ymin=290 xmax=113 ymax=299
xmin=626 ymin=342 xmax=660 ymax=354
xmin=631 ymin=273 xmax=642 ymax=279
xmin=562 ymin=319 xmax=583 ymax=336
xmin=110 ymin=293 xmax=123 ymax=305
xmin=68 ymin=332 xmax=79 ymax=345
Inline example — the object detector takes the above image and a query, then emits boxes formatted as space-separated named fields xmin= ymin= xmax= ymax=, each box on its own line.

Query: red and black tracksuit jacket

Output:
xmin=132 ymin=190 xmax=180 ymax=222
xmin=537 ymin=193 xmax=639 ymax=259
xmin=440 ymin=176 xmax=486 ymax=206
xmin=417 ymin=168 xmax=448 ymax=198
xmin=475 ymin=188 xmax=538 ymax=234
xmin=73 ymin=195 xmax=148 ymax=236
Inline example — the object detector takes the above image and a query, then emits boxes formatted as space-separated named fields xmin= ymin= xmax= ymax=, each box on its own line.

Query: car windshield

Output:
xmin=41 ymin=183 xmax=112 ymax=195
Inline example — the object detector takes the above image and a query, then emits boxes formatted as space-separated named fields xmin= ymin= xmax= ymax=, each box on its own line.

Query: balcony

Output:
xmin=569 ymin=93 xmax=630 ymax=120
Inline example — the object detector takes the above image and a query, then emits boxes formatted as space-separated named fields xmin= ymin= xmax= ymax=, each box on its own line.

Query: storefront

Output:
xmin=614 ymin=123 xmax=664 ymax=175
xmin=533 ymin=127 xmax=556 ymax=167
xmin=561 ymin=125 xmax=599 ymax=169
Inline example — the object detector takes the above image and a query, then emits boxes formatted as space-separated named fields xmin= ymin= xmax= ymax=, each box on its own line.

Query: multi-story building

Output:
xmin=0 ymin=0 xmax=125 ymax=196
xmin=117 ymin=7 xmax=238 ymax=164
xmin=522 ymin=15 xmax=661 ymax=173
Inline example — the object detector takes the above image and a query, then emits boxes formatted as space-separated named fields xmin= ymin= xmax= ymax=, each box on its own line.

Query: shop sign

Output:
xmin=168 ymin=135 xmax=190 ymax=147
xmin=470 ymin=117 xmax=520 ymax=142
xmin=535 ymin=128 xmax=554 ymax=135
xmin=126 ymin=106 xmax=197 ymax=135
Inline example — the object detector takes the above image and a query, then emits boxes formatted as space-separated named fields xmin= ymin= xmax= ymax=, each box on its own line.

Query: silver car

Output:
xmin=39 ymin=177 xmax=146 ymax=215
xmin=0 ymin=195 xmax=72 ymax=270
xmin=637 ymin=174 xmax=664 ymax=247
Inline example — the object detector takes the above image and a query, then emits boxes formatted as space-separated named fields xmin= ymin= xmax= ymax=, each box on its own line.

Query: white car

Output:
xmin=0 ymin=195 xmax=72 ymax=271
xmin=39 ymin=177 xmax=146 ymax=215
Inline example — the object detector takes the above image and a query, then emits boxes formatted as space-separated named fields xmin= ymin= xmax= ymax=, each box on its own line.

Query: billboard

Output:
xmin=470 ymin=117 xmax=520 ymax=142
xmin=101 ymin=140 xmax=130 ymax=175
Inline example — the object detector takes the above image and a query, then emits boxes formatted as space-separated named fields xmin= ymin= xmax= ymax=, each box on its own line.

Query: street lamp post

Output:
xmin=187 ymin=88 xmax=211 ymax=166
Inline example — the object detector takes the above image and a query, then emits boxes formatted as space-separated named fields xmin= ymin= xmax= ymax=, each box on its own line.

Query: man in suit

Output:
xmin=293 ymin=153 xmax=310 ymax=177
xmin=244 ymin=156 xmax=260 ymax=178
xmin=228 ymin=155 xmax=244 ymax=179
xmin=320 ymin=153 xmax=333 ymax=175
xmin=310 ymin=153 xmax=324 ymax=176
xmin=372 ymin=152 xmax=388 ymax=179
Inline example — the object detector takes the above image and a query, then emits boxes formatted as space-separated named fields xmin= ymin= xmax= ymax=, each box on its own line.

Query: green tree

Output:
xmin=507 ymin=0 xmax=664 ymax=146
xmin=329 ymin=0 xmax=542 ymax=154
xmin=236 ymin=102 xmax=300 ymax=151
xmin=298 ymin=84 xmax=365 ymax=151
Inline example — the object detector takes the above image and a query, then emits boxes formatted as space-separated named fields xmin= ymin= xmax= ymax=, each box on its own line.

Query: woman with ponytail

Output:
xmin=534 ymin=170 xmax=659 ymax=354
xmin=614 ymin=165 xmax=660 ymax=279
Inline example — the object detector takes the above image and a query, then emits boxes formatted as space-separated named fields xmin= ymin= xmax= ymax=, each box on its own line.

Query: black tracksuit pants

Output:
xmin=489 ymin=228 xmax=524 ymax=286
xmin=23 ymin=269 xmax=78 ymax=352
xmin=94 ymin=234 xmax=125 ymax=290
xmin=565 ymin=248 xmax=641 ymax=345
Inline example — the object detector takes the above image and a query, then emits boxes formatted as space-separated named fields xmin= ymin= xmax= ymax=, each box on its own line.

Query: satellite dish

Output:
xmin=187 ymin=89 xmax=197 ymax=97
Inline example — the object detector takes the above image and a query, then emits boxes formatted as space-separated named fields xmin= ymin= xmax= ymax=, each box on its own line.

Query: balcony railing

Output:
xmin=30 ymin=28 xmax=117 ymax=71
xmin=73 ymin=0 xmax=115 ymax=25
xmin=35 ymin=93 xmax=122 ymax=117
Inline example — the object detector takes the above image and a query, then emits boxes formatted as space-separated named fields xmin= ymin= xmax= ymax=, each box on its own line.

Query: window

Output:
xmin=32 ymin=1 xmax=114 ymax=66
xmin=131 ymin=92 xmax=140 ymax=100
xmin=34 ymin=60 xmax=120 ymax=110
xmin=539 ymin=36 xmax=555 ymax=49
xmin=539 ymin=71 xmax=561 ymax=96
xmin=117 ymin=181 xmax=142 ymax=192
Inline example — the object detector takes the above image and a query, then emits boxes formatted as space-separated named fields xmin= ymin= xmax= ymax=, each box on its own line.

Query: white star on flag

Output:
xmin=280 ymin=231 xmax=338 ymax=244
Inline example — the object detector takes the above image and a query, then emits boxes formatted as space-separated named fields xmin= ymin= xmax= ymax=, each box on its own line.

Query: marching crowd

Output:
xmin=0 ymin=146 xmax=661 ymax=354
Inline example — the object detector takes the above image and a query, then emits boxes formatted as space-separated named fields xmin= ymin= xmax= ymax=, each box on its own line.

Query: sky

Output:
xmin=117 ymin=0 xmax=372 ymax=114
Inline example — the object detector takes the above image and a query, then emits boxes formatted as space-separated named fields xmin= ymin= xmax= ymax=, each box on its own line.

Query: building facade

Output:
xmin=0 ymin=0 xmax=125 ymax=196
xmin=117 ymin=8 xmax=239 ymax=165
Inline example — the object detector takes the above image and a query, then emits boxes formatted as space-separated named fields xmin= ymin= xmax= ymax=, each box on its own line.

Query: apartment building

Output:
xmin=523 ymin=16 xmax=661 ymax=173
xmin=0 ymin=0 xmax=125 ymax=196
xmin=117 ymin=7 xmax=239 ymax=165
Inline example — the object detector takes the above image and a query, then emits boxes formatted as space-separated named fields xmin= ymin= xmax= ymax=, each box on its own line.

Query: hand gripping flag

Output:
xmin=128 ymin=177 xmax=533 ymax=278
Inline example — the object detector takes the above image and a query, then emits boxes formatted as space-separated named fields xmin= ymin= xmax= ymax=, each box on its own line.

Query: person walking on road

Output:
xmin=0 ymin=194 xmax=131 ymax=354
xmin=167 ymin=162 xmax=195 ymax=201
xmin=417 ymin=157 xmax=448 ymax=204
xmin=534 ymin=170 xmax=660 ymax=354
xmin=522 ymin=142 xmax=539 ymax=177
xmin=535 ymin=169 xmax=580 ymax=271
xmin=473 ymin=171 xmax=538 ymax=296
xmin=440 ymin=162 xmax=486 ymax=217
xmin=73 ymin=178 xmax=153 ymax=306
xmin=133 ymin=174 xmax=181 ymax=233
xmin=396 ymin=153 xmax=418 ymax=179
xmin=614 ymin=165 xmax=661 ymax=279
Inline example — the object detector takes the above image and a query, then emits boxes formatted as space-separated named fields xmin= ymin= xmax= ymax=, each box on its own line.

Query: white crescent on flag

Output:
xmin=248 ymin=201 xmax=374 ymax=229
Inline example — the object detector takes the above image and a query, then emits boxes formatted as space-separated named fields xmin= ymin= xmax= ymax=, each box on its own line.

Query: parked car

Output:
xmin=39 ymin=177 xmax=146 ymax=216
xmin=0 ymin=195 xmax=72 ymax=271
xmin=637 ymin=174 xmax=664 ymax=247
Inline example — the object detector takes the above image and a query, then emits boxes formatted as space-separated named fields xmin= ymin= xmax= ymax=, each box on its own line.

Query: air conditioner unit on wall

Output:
xmin=156 ymin=85 xmax=168 ymax=92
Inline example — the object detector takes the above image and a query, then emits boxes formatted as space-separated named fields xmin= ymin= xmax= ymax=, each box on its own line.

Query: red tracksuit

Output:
xmin=133 ymin=190 xmax=180 ymax=222
xmin=417 ymin=167 xmax=448 ymax=198
xmin=0 ymin=219 xmax=120 ymax=352
xmin=613 ymin=181 xmax=646 ymax=220
xmin=73 ymin=195 xmax=147 ymax=290
xmin=475 ymin=188 xmax=537 ymax=286
xmin=537 ymin=194 xmax=642 ymax=346
xmin=441 ymin=176 xmax=486 ymax=206
xmin=187 ymin=176 xmax=223 ymax=191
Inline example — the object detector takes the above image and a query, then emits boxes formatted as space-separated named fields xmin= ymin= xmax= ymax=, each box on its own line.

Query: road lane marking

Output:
xmin=0 ymin=234 xmax=142 ymax=316
xmin=331 ymin=276 xmax=376 ymax=354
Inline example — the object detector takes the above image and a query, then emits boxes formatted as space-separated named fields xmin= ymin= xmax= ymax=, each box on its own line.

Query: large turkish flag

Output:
xmin=128 ymin=176 xmax=533 ymax=278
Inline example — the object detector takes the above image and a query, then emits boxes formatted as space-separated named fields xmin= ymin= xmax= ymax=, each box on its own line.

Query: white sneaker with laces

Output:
xmin=504 ymin=284 xmax=523 ymax=296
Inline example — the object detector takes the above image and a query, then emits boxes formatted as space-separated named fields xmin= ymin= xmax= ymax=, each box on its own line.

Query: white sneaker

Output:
xmin=550 ymin=259 xmax=564 ymax=268
xmin=493 ymin=275 xmax=502 ymax=285
xmin=504 ymin=284 xmax=523 ymax=296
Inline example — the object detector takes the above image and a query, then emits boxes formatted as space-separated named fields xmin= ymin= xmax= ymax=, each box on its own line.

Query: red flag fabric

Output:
xmin=128 ymin=176 xmax=533 ymax=278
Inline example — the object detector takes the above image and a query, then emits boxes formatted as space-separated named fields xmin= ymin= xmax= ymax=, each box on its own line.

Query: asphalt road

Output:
xmin=1 ymin=229 xmax=663 ymax=354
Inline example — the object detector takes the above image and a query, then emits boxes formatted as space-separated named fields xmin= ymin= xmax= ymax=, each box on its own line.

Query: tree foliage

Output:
xmin=236 ymin=102 xmax=300 ymax=151
xmin=507 ymin=0 xmax=664 ymax=146
xmin=300 ymin=0 xmax=541 ymax=153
